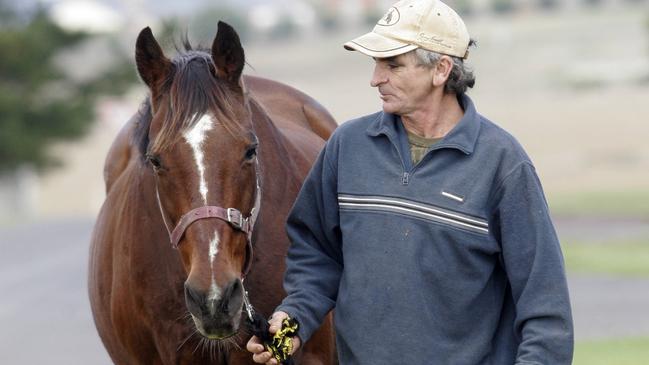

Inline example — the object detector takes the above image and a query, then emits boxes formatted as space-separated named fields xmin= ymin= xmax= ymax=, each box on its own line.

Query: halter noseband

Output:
xmin=170 ymin=206 xmax=255 ymax=248
xmin=168 ymin=204 xmax=258 ymax=276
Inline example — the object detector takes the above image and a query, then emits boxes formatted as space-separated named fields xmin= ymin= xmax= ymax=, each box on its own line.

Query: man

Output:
xmin=247 ymin=0 xmax=574 ymax=364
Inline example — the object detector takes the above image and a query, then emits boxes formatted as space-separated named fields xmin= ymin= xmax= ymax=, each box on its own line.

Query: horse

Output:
xmin=89 ymin=22 xmax=338 ymax=364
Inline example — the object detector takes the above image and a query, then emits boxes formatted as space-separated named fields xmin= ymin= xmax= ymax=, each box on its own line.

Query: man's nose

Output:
xmin=370 ymin=64 xmax=387 ymax=87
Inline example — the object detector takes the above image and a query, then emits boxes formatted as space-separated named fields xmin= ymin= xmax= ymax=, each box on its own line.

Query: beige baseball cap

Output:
xmin=344 ymin=0 xmax=471 ymax=59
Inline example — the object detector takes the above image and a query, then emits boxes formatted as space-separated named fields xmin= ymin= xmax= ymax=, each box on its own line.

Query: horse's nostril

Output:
xmin=226 ymin=279 xmax=243 ymax=315
xmin=184 ymin=283 xmax=204 ymax=315
xmin=184 ymin=284 xmax=201 ymax=302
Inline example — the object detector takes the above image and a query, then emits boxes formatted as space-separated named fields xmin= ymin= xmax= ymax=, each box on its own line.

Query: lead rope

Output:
xmin=243 ymin=294 xmax=299 ymax=365
xmin=239 ymin=84 xmax=298 ymax=365
xmin=241 ymin=160 xmax=260 ymax=323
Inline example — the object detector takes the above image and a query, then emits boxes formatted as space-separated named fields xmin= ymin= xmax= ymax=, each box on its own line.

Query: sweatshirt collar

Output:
xmin=366 ymin=94 xmax=481 ymax=155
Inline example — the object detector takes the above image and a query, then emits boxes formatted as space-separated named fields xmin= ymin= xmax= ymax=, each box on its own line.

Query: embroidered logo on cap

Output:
xmin=377 ymin=7 xmax=400 ymax=26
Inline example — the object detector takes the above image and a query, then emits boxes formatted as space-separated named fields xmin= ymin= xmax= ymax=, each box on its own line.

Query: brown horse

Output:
xmin=89 ymin=22 xmax=337 ymax=364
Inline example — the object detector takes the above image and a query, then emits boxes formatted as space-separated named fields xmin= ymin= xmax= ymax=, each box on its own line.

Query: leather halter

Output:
xmin=155 ymin=158 xmax=262 ymax=279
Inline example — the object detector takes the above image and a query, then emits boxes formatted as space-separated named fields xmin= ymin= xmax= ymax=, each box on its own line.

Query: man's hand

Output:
xmin=246 ymin=311 xmax=301 ymax=364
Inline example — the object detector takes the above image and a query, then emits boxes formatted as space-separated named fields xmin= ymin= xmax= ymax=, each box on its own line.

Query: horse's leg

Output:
xmin=298 ymin=312 xmax=337 ymax=365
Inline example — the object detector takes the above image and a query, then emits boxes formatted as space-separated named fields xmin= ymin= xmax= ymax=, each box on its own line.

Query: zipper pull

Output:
xmin=402 ymin=172 xmax=410 ymax=185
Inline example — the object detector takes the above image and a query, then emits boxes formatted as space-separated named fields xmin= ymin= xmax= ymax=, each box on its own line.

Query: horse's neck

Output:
xmin=247 ymin=97 xmax=303 ymax=202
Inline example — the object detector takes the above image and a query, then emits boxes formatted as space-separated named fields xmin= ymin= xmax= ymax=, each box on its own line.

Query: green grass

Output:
xmin=574 ymin=337 xmax=649 ymax=365
xmin=562 ymin=239 xmax=649 ymax=277
xmin=548 ymin=191 xmax=649 ymax=218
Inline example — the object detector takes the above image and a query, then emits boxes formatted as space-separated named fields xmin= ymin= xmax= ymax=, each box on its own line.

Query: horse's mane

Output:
xmin=132 ymin=97 xmax=153 ymax=159
xmin=133 ymin=40 xmax=246 ymax=157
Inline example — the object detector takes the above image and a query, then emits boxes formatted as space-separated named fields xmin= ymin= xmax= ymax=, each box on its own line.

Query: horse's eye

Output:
xmin=244 ymin=145 xmax=257 ymax=161
xmin=146 ymin=154 xmax=163 ymax=170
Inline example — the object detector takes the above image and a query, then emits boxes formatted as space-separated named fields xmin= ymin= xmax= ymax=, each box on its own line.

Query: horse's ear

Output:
xmin=211 ymin=21 xmax=245 ymax=84
xmin=135 ymin=27 xmax=172 ymax=89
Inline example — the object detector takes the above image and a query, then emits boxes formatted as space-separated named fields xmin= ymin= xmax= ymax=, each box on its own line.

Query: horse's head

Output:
xmin=134 ymin=22 xmax=259 ymax=340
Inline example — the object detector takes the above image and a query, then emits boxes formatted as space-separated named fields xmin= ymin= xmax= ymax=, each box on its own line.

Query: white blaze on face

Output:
xmin=182 ymin=115 xmax=213 ymax=205
xmin=183 ymin=115 xmax=221 ymax=303
xmin=207 ymin=231 xmax=221 ymax=303
xmin=208 ymin=231 xmax=219 ymax=265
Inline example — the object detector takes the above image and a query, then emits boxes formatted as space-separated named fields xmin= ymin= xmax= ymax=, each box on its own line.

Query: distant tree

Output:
xmin=447 ymin=0 xmax=475 ymax=16
xmin=538 ymin=0 xmax=559 ymax=10
xmin=583 ymin=0 xmax=603 ymax=6
xmin=646 ymin=12 xmax=649 ymax=71
xmin=269 ymin=14 xmax=298 ymax=40
xmin=189 ymin=5 xmax=250 ymax=45
xmin=312 ymin=3 xmax=340 ymax=32
xmin=491 ymin=0 xmax=515 ymax=13
xmin=362 ymin=6 xmax=384 ymax=27
xmin=0 ymin=2 xmax=137 ymax=175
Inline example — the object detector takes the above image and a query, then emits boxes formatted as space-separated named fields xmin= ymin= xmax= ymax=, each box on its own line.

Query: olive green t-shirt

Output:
xmin=407 ymin=130 xmax=441 ymax=166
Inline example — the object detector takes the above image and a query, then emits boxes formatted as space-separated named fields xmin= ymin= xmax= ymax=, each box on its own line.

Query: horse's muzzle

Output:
xmin=184 ymin=279 xmax=244 ymax=339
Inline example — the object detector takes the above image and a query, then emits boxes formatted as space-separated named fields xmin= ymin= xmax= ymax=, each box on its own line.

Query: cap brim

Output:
xmin=343 ymin=31 xmax=418 ymax=58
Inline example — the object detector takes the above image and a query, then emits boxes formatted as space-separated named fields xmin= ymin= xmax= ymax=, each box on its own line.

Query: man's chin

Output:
xmin=381 ymin=103 xmax=397 ymax=114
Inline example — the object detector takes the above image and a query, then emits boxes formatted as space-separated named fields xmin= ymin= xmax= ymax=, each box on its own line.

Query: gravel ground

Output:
xmin=0 ymin=218 xmax=648 ymax=364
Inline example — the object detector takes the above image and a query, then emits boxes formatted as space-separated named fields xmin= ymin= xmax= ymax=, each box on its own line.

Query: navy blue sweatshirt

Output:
xmin=277 ymin=95 xmax=574 ymax=365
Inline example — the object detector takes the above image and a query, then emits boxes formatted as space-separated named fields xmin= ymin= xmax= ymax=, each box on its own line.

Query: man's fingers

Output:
xmin=249 ymin=311 xmax=294 ymax=364
xmin=246 ymin=336 xmax=265 ymax=353
xmin=289 ymin=336 xmax=301 ymax=355
xmin=267 ymin=311 xmax=289 ymax=333
xmin=252 ymin=351 xmax=273 ymax=364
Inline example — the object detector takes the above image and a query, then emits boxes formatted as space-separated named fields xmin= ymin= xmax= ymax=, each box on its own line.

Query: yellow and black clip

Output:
xmin=264 ymin=317 xmax=299 ymax=364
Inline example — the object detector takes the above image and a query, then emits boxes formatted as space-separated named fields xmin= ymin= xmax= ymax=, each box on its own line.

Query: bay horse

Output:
xmin=89 ymin=22 xmax=337 ymax=364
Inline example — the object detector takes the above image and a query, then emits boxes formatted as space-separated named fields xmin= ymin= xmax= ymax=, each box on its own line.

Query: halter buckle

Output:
xmin=227 ymin=208 xmax=244 ymax=230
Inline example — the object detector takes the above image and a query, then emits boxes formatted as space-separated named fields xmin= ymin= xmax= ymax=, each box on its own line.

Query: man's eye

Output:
xmin=388 ymin=63 xmax=399 ymax=69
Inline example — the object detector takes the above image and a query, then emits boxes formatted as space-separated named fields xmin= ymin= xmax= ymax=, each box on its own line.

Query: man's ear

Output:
xmin=212 ymin=21 xmax=245 ymax=84
xmin=433 ymin=55 xmax=454 ymax=87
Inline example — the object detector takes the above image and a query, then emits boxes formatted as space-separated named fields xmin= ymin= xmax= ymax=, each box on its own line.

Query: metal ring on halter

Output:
xmin=227 ymin=207 xmax=244 ymax=229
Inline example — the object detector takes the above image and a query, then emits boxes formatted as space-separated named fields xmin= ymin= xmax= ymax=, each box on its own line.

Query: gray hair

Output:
xmin=414 ymin=46 xmax=476 ymax=95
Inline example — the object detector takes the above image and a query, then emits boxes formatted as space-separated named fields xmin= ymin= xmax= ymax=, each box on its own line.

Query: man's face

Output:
xmin=371 ymin=51 xmax=436 ymax=115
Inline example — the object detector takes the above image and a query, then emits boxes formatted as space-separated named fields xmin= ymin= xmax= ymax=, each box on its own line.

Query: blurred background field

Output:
xmin=1 ymin=0 xmax=648 ymax=364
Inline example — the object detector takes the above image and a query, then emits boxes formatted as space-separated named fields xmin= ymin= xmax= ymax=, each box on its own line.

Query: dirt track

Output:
xmin=0 ymin=218 xmax=648 ymax=364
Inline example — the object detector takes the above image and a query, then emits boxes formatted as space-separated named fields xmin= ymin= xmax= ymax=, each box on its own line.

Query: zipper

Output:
xmin=402 ymin=172 xmax=410 ymax=185
xmin=385 ymin=125 xmax=437 ymax=186
xmin=385 ymin=133 xmax=412 ymax=186
xmin=401 ymin=148 xmax=438 ymax=186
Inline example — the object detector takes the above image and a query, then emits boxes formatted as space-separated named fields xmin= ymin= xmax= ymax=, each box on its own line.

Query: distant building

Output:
xmin=49 ymin=0 xmax=124 ymax=33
